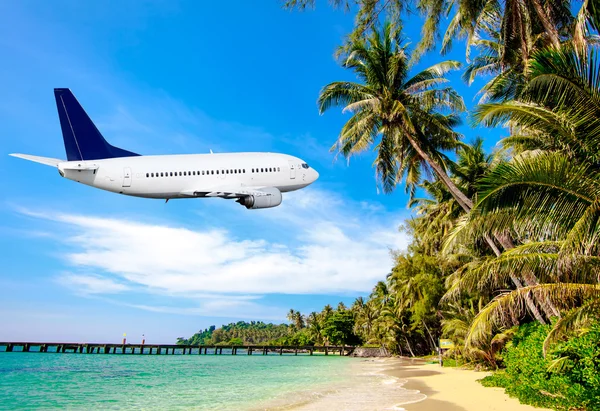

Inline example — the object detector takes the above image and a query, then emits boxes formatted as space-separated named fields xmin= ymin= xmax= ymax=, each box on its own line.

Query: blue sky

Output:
xmin=0 ymin=0 xmax=504 ymax=343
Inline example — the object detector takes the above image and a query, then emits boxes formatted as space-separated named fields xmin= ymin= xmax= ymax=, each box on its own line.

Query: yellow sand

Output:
xmin=388 ymin=361 xmax=550 ymax=411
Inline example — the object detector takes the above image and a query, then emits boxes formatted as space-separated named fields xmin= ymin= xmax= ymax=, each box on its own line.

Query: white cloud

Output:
xmin=122 ymin=300 xmax=287 ymax=321
xmin=58 ymin=273 xmax=129 ymax=294
xmin=20 ymin=189 xmax=409 ymax=308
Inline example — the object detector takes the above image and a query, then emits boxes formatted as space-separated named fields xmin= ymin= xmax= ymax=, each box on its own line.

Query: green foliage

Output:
xmin=283 ymin=0 xmax=406 ymax=45
xmin=458 ymin=45 xmax=600 ymax=350
xmin=482 ymin=322 xmax=600 ymax=410
xmin=441 ymin=357 xmax=463 ymax=367
xmin=177 ymin=306 xmax=358 ymax=347
xmin=177 ymin=322 xmax=290 ymax=346
xmin=319 ymin=21 xmax=466 ymax=201
xmin=268 ymin=329 xmax=316 ymax=346
xmin=322 ymin=311 xmax=361 ymax=346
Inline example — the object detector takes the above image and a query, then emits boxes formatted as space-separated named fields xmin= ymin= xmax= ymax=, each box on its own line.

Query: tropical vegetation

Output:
xmin=481 ymin=321 xmax=600 ymax=410
xmin=179 ymin=1 xmax=600 ymax=408
xmin=178 ymin=304 xmax=362 ymax=347
xmin=177 ymin=322 xmax=291 ymax=346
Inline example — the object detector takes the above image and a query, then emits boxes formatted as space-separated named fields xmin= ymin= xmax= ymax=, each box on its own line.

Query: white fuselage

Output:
xmin=57 ymin=152 xmax=319 ymax=199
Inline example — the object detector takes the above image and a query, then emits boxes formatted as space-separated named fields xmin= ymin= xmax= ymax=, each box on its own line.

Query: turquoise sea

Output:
xmin=0 ymin=353 xmax=425 ymax=410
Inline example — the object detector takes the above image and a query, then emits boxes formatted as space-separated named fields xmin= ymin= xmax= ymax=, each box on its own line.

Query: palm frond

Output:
xmin=543 ymin=297 xmax=600 ymax=354
xmin=466 ymin=284 xmax=600 ymax=348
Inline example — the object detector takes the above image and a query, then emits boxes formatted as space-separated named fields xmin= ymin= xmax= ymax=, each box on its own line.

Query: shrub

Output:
xmin=481 ymin=321 xmax=600 ymax=410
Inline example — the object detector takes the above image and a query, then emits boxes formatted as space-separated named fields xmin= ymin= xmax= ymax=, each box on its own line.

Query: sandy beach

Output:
xmin=383 ymin=358 xmax=550 ymax=411
xmin=269 ymin=357 xmax=550 ymax=411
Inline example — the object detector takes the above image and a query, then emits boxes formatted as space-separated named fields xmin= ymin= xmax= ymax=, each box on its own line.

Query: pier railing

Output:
xmin=0 ymin=342 xmax=354 ymax=356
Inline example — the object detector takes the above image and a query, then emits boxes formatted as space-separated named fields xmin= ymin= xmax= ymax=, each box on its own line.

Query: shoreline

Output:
xmin=255 ymin=356 xmax=551 ymax=411
xmin=255 ymin=357 xmax=426 ymax=411
xmin=381 ymin=358 xmax=551 ymax=411
xmin=277 ymin=356 xmax=552 ymax=411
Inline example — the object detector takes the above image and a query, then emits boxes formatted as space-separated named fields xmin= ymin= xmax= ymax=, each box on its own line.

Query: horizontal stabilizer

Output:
xmin=10 ymin=154 xmax=63 ymax=167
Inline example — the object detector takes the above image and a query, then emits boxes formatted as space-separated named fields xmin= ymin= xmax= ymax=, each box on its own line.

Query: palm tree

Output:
xmin=462 ymin=31 xmax=528 ymax=103
xmin=410 ymin=137 xmax=497 ymax=246
xmin=319 ymin=22 xmax=471 ymax=209
xmin=354 ymin=300 xmax=379 ymax=342
xmin=458 ymin=45 xmax=600 ymax=349
xmin=351 ymin=296 xmax=366 ymax=312
xmin=321 ymin=21 xmax=526 ymax=280
xmin=417 ymin=0 xmax=574 ymax=58
xmin=306 ymin=311 xmax=323 ymax=344
xmin=371 ymin=281 xmax=391 ymax=307
xmin=287 ymin=309 xmax=298 ymax=332
xmin=321 ymin=304 xmax=334 ymax=319
xmin=452 ymin=138 xmax=498 ymax=199
xmin=293 ymin=311 xmax=305 ymax=330
xmin=475 ymin=45 xmax=600 ymax=166
xmin=378 ymin=294 xmax=420 ymax=356
xmin=409 ymin=180 xmax=461 ymax=254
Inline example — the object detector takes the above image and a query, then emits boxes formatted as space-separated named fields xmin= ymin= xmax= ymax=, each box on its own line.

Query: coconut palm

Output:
xmin=321 ymin=304 xmax=334 ymax=319
xmin=306 ymin=311 xmax=324 ymax=344
xmin=417 ymin=0 xmax=573 ymax=58
xmin=294 ymin=311 xmax=305 ymax=330
xmin=409 ymin=138 xmax=499 ymax=256
xmin=455 ymin=45 xmax=600 ymax=349
xmin=287 ymin=309 xmax=299 ymax=332
xmin=452 ymin=137 xmax=499 ymax=199
xmin=475 ymin=45 xmax=600 ymax=166
xmin=353 ymin=299 xmax=379 ymax=342
xmin=462 ymin=31 xmax=528 ymax=103
xmin=409 ymin=182 xmax=459 ymax=254
xmin=322 ymin=21 xmax=530 ymax=281
xmin=319 ymin=22 xmax=471 ymax=208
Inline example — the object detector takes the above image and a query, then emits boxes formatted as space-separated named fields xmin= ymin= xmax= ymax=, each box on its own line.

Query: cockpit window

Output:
xmin=301 ymin=163 xmax=309 ymax=169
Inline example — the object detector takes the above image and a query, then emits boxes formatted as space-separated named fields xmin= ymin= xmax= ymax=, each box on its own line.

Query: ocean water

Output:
xmin=0 ymin=353 xmax=425 ymax=410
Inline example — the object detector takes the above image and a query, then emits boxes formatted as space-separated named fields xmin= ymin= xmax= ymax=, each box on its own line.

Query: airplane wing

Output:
xmin=180 ymin=185 xmax=272 ymax=199
xmin=10 ymin=154 xmax=63 ymax=167
xmin=180 ymin=185 xmax=282 ymax=209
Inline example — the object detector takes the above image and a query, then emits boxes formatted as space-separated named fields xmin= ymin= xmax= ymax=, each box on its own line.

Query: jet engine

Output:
xmin=237 ymin=187 xmax=283 ymax=209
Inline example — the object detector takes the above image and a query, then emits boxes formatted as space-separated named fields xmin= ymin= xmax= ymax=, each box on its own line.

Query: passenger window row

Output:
xmin=145 ymin=167 xmax=281 ymax=178
xmin=251 ymin=167 xmax=280 ymax=173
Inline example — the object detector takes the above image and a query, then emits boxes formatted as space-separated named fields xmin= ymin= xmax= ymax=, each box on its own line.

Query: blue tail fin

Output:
xmin=54 ymin=88 xmax=140 ymax=161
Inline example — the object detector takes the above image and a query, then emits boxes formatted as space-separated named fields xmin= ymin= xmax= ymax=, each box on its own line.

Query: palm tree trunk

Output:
xmin=510 ymin=274 xmax=548 ymax=324
xmin=405 ymin=134 xmax=474 ymax=211
xmin=484 ymin=234 xmax=502 ymax=255
xmin=422 ymin=320 xmax=438 ymax=353
xmin=530 ymin=0 xmax=561 ymax=48
xmin=484 ymin=235 xmax=548 ymax=324
xmin=404 ymin=135 xmax=557 ymax=324
xmin=496 ymin=232 xmax=558 ymax=320
xmin=404 ymin=335 xmax=416 ymax=357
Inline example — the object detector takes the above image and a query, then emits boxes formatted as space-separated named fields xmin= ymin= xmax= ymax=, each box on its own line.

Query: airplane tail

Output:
xmin=54 ymin=88 xmax=140 ymax=161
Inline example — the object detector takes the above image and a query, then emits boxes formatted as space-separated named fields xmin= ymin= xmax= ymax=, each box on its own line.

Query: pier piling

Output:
xmin=0 ymin=342 xmax=354 ymax=357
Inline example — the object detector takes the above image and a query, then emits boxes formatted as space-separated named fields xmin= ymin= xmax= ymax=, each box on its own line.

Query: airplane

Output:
xmin=10 ymin=89 xmax=319 ymax=209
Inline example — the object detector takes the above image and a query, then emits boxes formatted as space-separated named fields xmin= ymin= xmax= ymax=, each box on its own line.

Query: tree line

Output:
xmin=177 ymin=305 xmax=362 ymax=347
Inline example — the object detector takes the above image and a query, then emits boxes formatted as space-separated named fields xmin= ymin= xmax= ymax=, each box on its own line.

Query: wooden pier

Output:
xmin=0 ymin=342 xmax=354 ymax=356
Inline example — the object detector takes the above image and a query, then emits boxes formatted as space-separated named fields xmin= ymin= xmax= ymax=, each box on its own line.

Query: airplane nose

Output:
xmin=312 ymin=168 xmax=319 ymax=182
